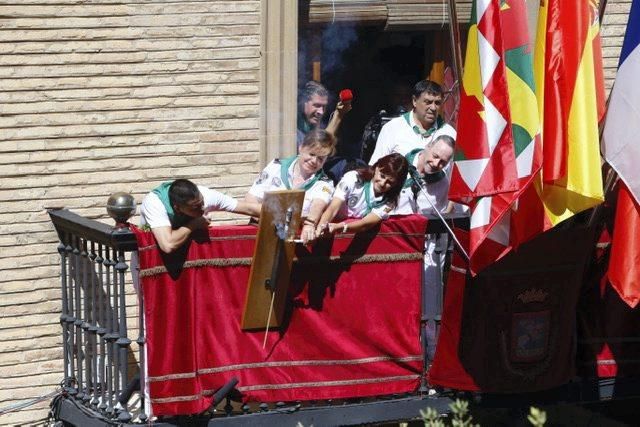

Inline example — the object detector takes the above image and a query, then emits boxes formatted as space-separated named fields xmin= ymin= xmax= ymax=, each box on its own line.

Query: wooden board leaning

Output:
xmin=241 ymin=190 xmax=305 ymax=330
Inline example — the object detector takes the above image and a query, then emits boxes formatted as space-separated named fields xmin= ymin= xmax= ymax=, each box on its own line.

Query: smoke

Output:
xmin=263 ymin=194 xmax=301 ymax=241
xmin=321 ymin=23 xmax=358 ymax=78
xmin=298 ymin=23 xmax=359 ymax=87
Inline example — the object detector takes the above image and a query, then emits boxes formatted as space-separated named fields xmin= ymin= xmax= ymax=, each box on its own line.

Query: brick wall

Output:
xmin=0 ymin=1 xmax=261 ymax=425
xmin=602 ymin=0 xmax=633 ymax=92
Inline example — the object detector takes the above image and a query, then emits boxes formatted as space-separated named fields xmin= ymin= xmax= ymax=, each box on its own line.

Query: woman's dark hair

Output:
xmin=356 ymin=153 xmax=409 ymax=208
xmin=169 ymin=179 xmax=200 ymax=209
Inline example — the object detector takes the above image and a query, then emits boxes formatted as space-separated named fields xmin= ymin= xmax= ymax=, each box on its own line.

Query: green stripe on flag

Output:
xmin=512 ymin=124 xmax=532 ymax=157
xmin=505 ymin=47 xmax=535 ymax=92
xmin=470 ymin=0 xmax=478 ymax=25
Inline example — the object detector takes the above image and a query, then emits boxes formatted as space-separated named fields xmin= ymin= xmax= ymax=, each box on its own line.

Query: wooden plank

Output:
xmin=308 ymin=0 xmax=387 ymax=24
xmin=241 ymin=189 xmax=304 ymax=330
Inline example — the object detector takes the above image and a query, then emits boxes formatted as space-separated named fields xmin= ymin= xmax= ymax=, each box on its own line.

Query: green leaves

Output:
xmin=527 ymin=406 xmax=547 ymax=427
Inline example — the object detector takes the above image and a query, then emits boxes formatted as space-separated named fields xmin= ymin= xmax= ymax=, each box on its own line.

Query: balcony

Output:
xmin=47 ymin=207 xmax=468 ymax=426
xmin=46 ymin=204 xmax=640 ymax=426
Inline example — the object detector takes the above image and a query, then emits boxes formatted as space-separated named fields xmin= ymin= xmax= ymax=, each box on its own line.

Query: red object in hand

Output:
xmin=339 ymin=89 xmax=353 ymax=103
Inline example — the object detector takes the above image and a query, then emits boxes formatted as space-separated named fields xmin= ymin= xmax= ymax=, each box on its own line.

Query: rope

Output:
xmin=0 ymin=389 xmax=59 ymax=415
xmin=139 ymin=252 xmax=424 ymax=278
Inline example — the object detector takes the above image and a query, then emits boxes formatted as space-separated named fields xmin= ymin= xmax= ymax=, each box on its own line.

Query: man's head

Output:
xmin=411 ymin=80 xmax=444 ymax=130
xmin=420 ymin=135 xmax=455 ymax=175
xmin=169 ymin=179 xmax=204 ymax=218
xmin=300 ymin=81 xmax=329 ymax=128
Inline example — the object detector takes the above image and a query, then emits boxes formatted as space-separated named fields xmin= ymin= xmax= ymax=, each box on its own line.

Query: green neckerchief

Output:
xmin=297 ymin=112 xmax=313 ymax=135
xmin=363 ymin=179 xmax=387 ymax=216
xmin=151 ymin=181 xmax=176 ymax=224
xmin=279 ymin=155 xmax=326 ymax=191
xmin=403 ymin=148 xmax=423 ymax=189
xmin=403 ymin=111 xmax=444 ymax=137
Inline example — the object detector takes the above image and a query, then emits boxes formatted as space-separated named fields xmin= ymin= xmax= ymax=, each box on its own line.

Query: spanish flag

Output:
xmin=534 ymin=0 xmax=605 ymax=225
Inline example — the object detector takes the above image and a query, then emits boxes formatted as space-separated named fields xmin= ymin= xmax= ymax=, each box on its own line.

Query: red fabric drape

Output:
xmin=133 ymin=215 xmax=427 ymax=416
xmin=608 ymin=182 xmax=640 ymax=308
xmin=428 ymin=230 xmax=479 ymax=390
xmin=577 ymin=213 xmax=640 ymax=379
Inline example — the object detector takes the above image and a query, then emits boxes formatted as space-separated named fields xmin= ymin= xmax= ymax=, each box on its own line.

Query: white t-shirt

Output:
xmin=248 ymin=158 xmax=334 ymax=216
xmin=332 ymin=170 xmax=394 ymax=220
xmin=369 ymin=113 xmax=456 ymax=165
xmin=140 ymin=185 xmax=238 ymax=228
xmin=392 ymin=155 xmax=451 ymax=217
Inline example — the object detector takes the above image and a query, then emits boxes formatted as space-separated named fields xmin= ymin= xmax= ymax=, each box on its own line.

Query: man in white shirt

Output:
xmin=368 ymin=79 xmax=456 ymax=165
xmin=387 ymin=133 xmax=460 ymax=365
xmin=140 ymin=179 xmax=260 ymax=253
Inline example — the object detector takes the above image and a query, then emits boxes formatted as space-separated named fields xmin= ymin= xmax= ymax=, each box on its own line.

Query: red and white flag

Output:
xmin=602 ymin=0 xmax=640 ymax=307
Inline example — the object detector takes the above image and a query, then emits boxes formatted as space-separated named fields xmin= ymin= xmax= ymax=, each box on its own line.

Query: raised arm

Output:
xmin=325 ymin=101 xmax=352 ymax=136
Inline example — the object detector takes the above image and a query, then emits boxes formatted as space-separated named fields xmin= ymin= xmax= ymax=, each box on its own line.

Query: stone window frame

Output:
xmin=260 ymin=0 xmax=299 ymax=165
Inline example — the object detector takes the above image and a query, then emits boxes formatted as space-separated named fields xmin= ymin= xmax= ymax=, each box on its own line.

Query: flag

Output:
xmin=602 ymin=0 xmax=640 ymax=200
xmin=449 ymin=0 xmax=541 ymax=274
xmin=602 ymin=0 xmax=640 ymax=307
xmin=608 ymin=182 xmax=640 ymax=307
xmin=535 ymin=0 xmax=605 ymax=225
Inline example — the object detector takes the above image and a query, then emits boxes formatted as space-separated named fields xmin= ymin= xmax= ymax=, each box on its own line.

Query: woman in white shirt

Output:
xmin=315 ymin=153 xmax=409 ymax=237
xmin=245 ymin=129 xmax=336 ymax=243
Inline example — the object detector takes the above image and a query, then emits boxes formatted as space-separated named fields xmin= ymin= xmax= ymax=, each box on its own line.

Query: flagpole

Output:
xmin=599 ymin=0 xmax=608 ymax=22
xmin=446 ymin=0 xmax=464 ymax=86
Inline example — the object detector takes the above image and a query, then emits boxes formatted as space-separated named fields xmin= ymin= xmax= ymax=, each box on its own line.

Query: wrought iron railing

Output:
xmin=49 ymin=208 xmax=142 ymax=423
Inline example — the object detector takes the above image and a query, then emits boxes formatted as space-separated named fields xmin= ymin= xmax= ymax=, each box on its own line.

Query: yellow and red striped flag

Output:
xmin=535 ymin=0 xmax=605 ymax=225
xmin=511 ymin=0 xmax=607 ymax=251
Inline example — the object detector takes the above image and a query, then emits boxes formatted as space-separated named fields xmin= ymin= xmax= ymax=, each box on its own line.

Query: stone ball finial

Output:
xmin=107 ymin=192 xmax=136 ymax=227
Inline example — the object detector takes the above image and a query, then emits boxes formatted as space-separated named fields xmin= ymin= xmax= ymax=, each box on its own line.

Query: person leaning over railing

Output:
xmin=244 ymin=128 xmax=337 ymax=245
xmin=140 ymin=179 xmax=261 ymax=253
xmin=392 ymin=134 xmax=456 ymax=217
xmin=389 ymin=134 xmax=462 ymax=363
xmin=313 ymin=153 xmax=409 ymax=241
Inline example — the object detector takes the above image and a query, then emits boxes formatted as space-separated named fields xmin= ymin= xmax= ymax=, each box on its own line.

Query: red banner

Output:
xmin=133 ymin=216 xmax=427 ymax=415
xmin=577 ymin=213 xmax=640 ymax=379
xmin=429 ymin=227 xmax=589 ymax=392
